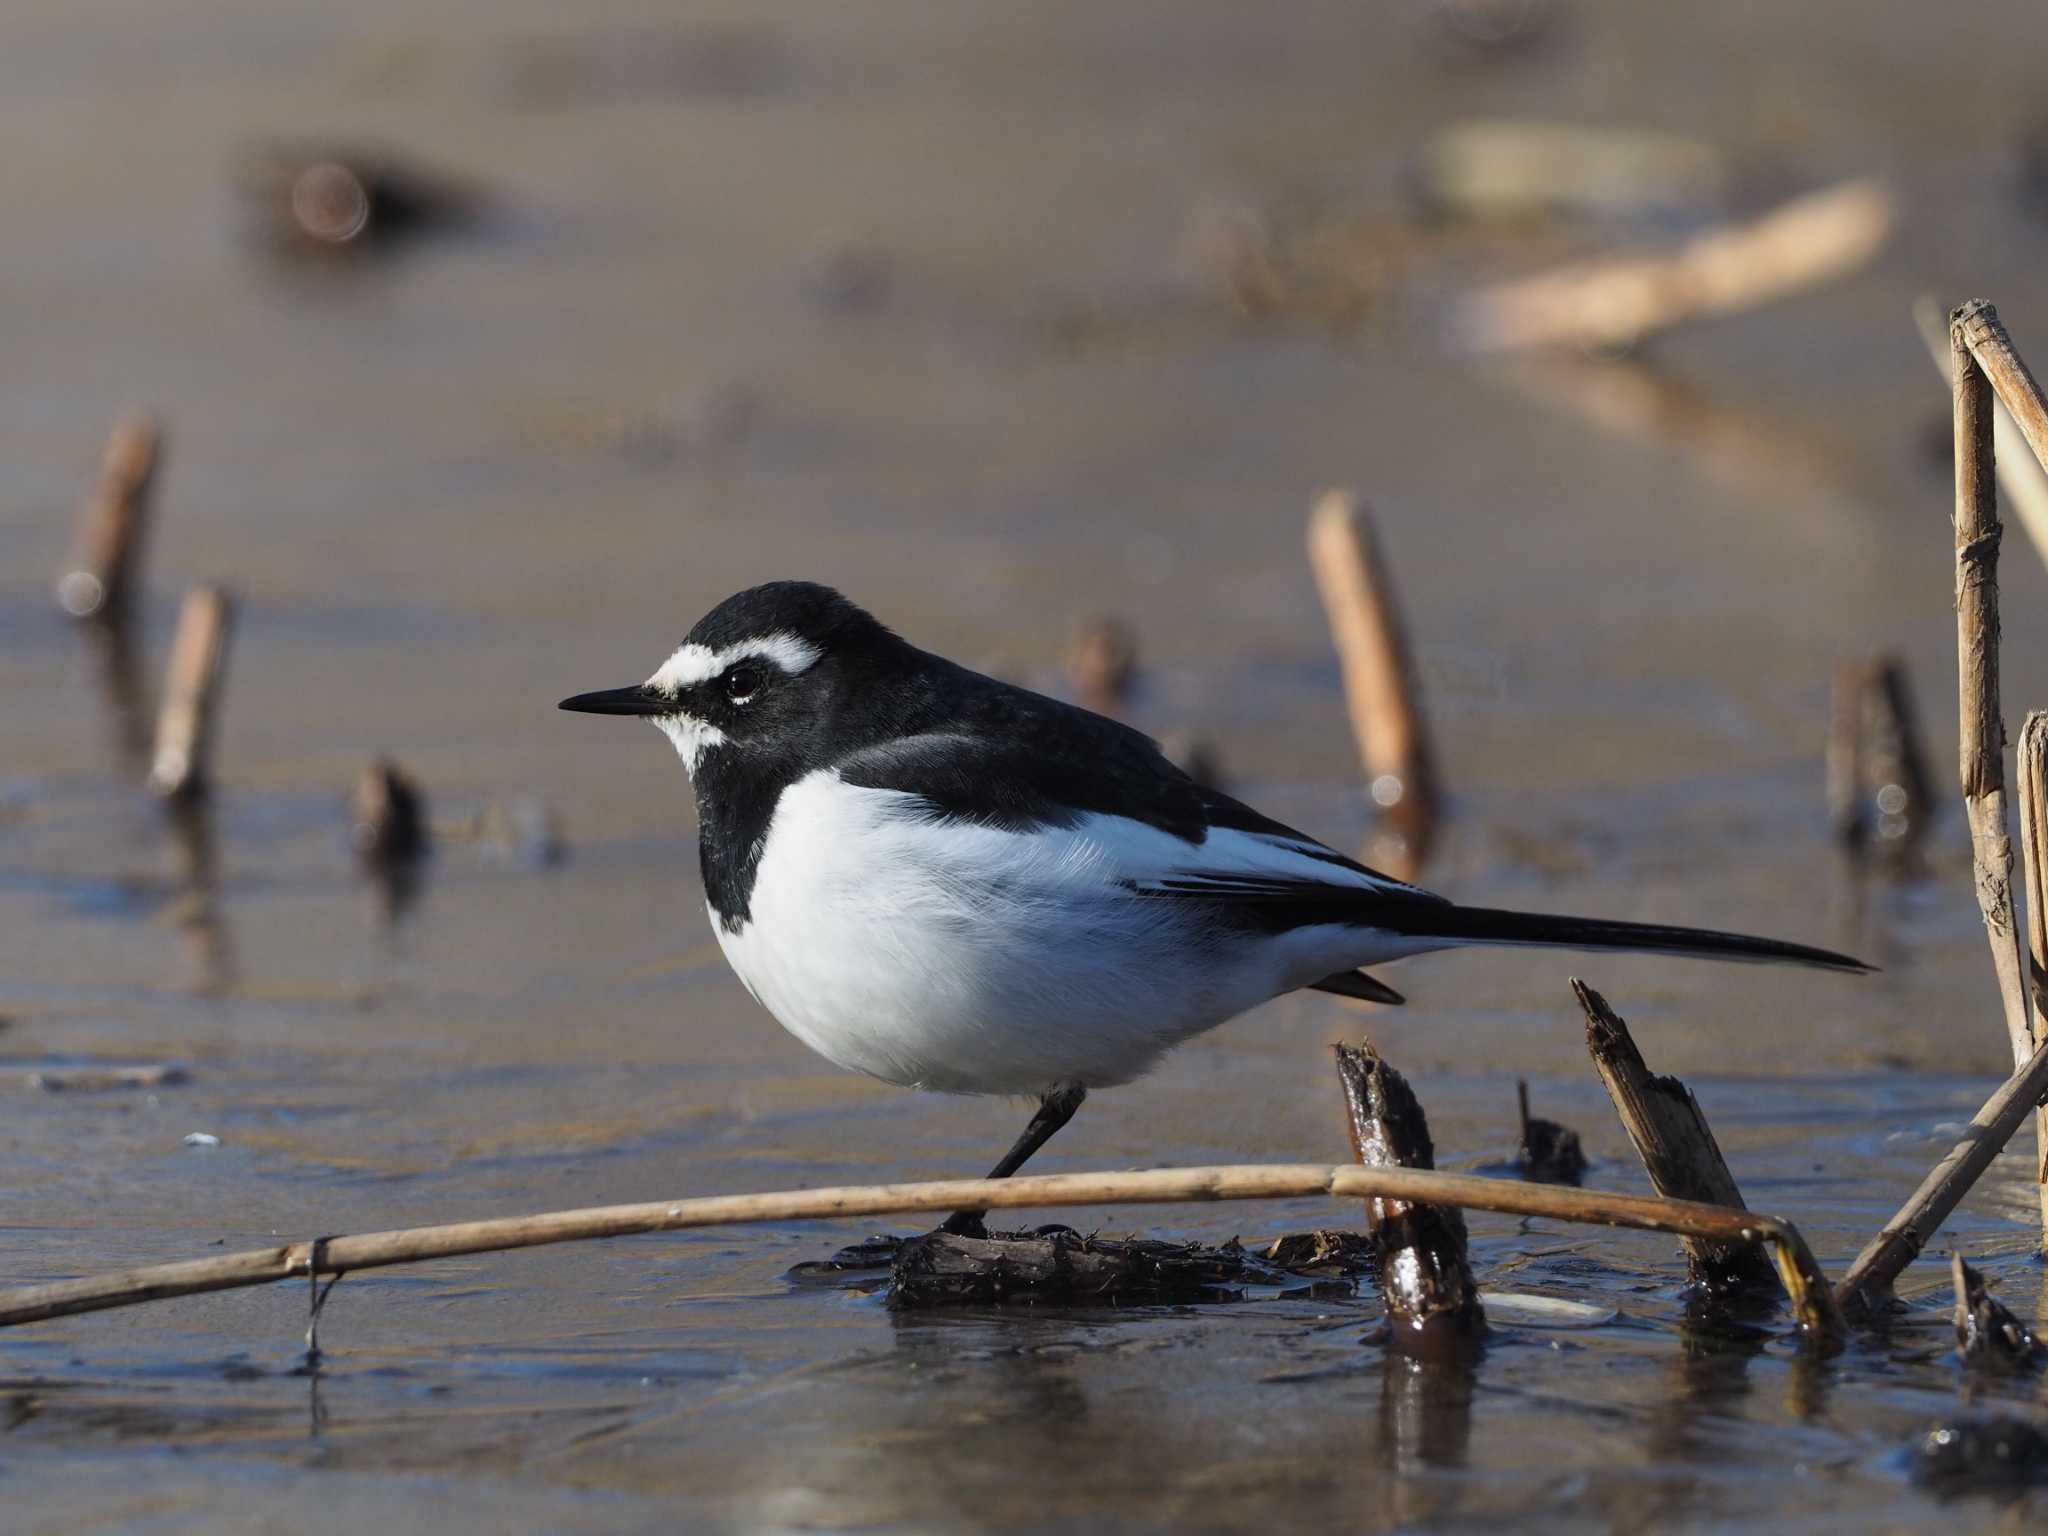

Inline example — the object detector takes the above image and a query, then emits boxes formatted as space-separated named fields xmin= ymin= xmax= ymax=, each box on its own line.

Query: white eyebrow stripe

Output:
xmin=646 ymin=633 xmax=822 ymax=697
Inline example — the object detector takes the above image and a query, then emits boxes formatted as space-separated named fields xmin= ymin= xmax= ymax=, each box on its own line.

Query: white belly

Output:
xmin=710 ymin=771 xmax=1390 ymax=1094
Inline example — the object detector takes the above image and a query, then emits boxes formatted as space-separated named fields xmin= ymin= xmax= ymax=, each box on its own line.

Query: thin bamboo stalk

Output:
xmin=1836 ymin=1034 xmax=2048 ymax=1316
xmin=0 ymin=1162 xmax=1841 ymax=1340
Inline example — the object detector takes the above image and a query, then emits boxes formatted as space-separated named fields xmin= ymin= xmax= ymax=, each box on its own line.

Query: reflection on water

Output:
xmin=165 ymin=799 xmax=232 ymax=997
xmin=1373 ymin=1352 xmax=1477 ymax=1527
xmin=79 ymin=613 xmax=153 ymax=778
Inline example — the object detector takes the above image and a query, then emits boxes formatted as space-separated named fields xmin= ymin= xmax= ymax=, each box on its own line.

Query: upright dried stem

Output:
xmin=1307 ymin=491 xmax=1439 ymax=878
xmin=2014 ymin=712 xmax=2048 ymax=1240
xmin=57 ymin=415 xmax=161 ymax=621
xmin=149 ymin=586 xmax=237 ymax=802
xmin=1950 ymin=309 xmax=2034 ymax=1071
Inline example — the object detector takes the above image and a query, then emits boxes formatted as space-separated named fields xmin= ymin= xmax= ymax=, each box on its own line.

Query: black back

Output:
xmin=682 ymin=583 xmax=1386 ymax=927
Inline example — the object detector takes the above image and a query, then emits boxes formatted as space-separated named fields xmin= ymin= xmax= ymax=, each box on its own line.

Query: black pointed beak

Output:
xmin=558 ymin=684 xmax=666 ymax=717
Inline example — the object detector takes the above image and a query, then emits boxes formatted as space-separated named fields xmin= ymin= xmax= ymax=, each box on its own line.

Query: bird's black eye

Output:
xmin=723 ymin=663 xmax=765 ymax=704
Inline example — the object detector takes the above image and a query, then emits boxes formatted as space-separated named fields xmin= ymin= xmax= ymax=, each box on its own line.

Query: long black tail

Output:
xmin=1395 ymin=905 xmax=1869 ymax=973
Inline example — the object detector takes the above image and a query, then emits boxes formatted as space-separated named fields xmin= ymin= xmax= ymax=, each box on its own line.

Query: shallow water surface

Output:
xmin=7 ymin=2 xmax=2048 ymax=1530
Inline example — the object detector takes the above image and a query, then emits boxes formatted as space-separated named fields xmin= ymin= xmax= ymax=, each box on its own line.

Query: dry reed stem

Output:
xmin=1949 ymin=311 xmax=2034 ymax=1072
xmin=1916 ymin=296 xmax=2048 ymax=574
xmin=0 ymin=1162 xmax=1842 ymax=1340
xmin=2019 ymin=714 xmax=2048 ymax=1024
xmin=148 ymin=586 xmax=236 ymax=801
xmin=1575 ymin=980 xmax=1777 ymax=1295
xmin=1307 ymin=491 xmax=1438 ymax=877
xmin=1454 ymin=179 xmax=1893 ymax=353
xmin=56 ymin=416 xmax=161 ymax=621
xmin=2016 ymin=712 xmax=2048 ymax=1220
xmin=1836 ymin=1035 xmax=2048 ymax=1315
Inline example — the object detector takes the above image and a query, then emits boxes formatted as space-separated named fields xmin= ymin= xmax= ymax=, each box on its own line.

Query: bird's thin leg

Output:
xmin=938 ymin=1083 xmax=1087 ymax=1238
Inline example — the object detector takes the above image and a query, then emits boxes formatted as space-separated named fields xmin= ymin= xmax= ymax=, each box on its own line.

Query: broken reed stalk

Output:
xmin=1951 ymin=1252 xmax=2043 ymax=1372
xmin=1916 ymin=297 xmax=2048 ymax=573
xmin=1836 ymin=1033 xmax=2048 ymax=1316
xmin=1574 ymin=980 xmax=1777 ymax=1296
xmin=0 ymin=1162 xmax=1842 ymax=1340
xmin=1307 ymin=491 xmax=1439 ymax=878
xmin=1454 ymin=179 xmax=1893 ymax=353
xmin=148 ymin=586 xmax=236 ymax=802
xmin=1333 ymin=1042 xmax=1485 ymax=1352
xmin=56 ymin=415 xmax=162 ymax=621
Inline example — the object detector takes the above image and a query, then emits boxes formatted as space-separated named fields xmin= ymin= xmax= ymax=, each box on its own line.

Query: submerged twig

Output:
xmin=351 ymin=759 xmax=430 ymax=864
xmin=1513 ymin=1079 xmax=1587 ymax=1185
xmin=1951 ymin=1253 xmax=2043 ymax=1373
xmin=1836 ymin=1035 xmax=2048 ymax=1316
xmin=1307 ymin=491 xmax=1439 ymax=880
xmin=1575 ymin=980 xmax=1776 ymax=1297
xmin=885 ymin=1226 xmax=1368 ymax=1308
xmin=0 ymin=1163 xmax=1840 ymax=1338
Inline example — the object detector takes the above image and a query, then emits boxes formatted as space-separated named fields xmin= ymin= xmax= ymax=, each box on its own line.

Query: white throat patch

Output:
xmin=643 ymin=631 xmax=823 ymax=777
xmin=653 ymin=713 xmax=728 ymax=776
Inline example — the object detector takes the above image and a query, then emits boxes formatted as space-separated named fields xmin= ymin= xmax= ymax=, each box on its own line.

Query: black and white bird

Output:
xmin=562 ymin=582 xmax=1864 ymax=1228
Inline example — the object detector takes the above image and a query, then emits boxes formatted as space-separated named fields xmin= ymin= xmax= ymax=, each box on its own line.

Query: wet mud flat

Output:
xmin=11 ymin=0 xmax=2048 ymax=1529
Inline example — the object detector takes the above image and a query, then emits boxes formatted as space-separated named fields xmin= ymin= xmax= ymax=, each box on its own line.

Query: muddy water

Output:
xmin=9 ymin=1 xmax=2048 ymax=1529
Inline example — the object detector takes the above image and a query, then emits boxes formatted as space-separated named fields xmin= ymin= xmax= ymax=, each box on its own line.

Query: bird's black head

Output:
xmin=558 ymin=582 xmax=904 ymax=776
